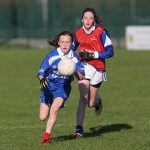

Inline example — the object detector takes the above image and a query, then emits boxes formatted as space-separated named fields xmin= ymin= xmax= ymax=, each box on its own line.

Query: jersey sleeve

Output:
xmin=37 ymin=54 xmax=51 ymax=77
xmin=98 ymin=30 xmax=114 ymax=59
xmin=70 ymin=35 xmax=79 ymax=51
xmin=74 ymin=54 xmax=85 ymax=75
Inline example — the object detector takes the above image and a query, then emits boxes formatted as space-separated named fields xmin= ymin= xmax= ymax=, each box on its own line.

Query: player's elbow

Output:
xmin=74 ymin=71 xmax=84 ymax=80
xmin=106 ymin=45 xmax=114 ymax=58
xmin=110 ymin=50 xmax=114 ymax=57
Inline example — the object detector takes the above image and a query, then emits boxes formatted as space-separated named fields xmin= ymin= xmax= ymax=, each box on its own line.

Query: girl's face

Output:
xmin=82 ymin=11 xmax=95 ymax=30
xmin=58 ymin=35 xmax=72 ymax=55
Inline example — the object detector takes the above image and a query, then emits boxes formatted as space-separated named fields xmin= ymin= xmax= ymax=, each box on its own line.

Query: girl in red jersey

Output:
xmin=71 ymin=8 xmax=114 ymax=138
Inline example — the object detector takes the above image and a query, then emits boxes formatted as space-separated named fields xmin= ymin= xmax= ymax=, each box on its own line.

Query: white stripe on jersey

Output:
xmin=104 ymin=34 xmax=112 ymax=47
xmin=48 ymin=55 xmax=60 ymax=66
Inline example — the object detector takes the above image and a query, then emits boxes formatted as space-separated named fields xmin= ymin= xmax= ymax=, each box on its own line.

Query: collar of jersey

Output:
xmin=57 ymin=47 xmax=74 ymax=59
xmin=82 ymin=23 xmax=100 ymax=34
xmin=82 ymin=24 xmax=96 ymax=34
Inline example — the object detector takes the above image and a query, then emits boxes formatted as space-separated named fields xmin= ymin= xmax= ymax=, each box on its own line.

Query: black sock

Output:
xmin=76 ymin=125 xmax=83 ymax=134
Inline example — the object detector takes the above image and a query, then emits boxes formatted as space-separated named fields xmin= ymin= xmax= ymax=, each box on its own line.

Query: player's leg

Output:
xmin=40 ymin=89 xmax=52 ymax=144
xmin=42 ymin=97 xmax=64 ymax=144
xmin=77 ymin=79 xmax=90 ymax=125
xmin=39 ymin=90 xmax=51 ymax=121
xmin=89 ymin=84 xmax=103 ymax=116
xmin=95 ymin=94 xmax=103 ymax=116
xmin=88 ymin=84 xmax=100 ymax=108
xmin=89 ymin=70 xmax=105 ymax=116
xmin=45 ymin=97 xmax=64 ymax=134
xmin=76 ymin=62 xmax=91 ymax=126
xmin=74 ymin=79 xmax=90 ymax=138
xmin=39 ymin=103 xmax=50 ymax=121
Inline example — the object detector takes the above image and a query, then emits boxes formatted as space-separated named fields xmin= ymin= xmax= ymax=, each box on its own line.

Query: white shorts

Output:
xmin=82 ymin=61 xmax=107 ymax=85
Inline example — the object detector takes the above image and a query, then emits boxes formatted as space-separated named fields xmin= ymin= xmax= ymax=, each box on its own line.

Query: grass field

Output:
xmin=0 ymin=45 xmax=150 ymax=150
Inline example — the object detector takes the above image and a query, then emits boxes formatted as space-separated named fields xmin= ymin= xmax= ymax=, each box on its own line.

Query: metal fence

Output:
xmin=0 ymin=0 xmax=150 ymax=41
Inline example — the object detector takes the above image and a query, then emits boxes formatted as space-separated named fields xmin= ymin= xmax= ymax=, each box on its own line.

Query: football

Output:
xmin=58 ymin=58 xmax=76 ymax=76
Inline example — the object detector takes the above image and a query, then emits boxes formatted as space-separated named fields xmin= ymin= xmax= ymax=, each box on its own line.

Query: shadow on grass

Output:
xmin=84 ymin=123 xmax=133 ymax=138
xmin=51 ymin=123 xmax=133 ymax=142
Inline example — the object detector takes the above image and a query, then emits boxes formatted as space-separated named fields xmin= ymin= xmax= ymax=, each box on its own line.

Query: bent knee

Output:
xmin=80 ymin=95 xmax=88 ymax=104
xmin=88 ymin=104 xmax=94 ymax=108
xmin=39 ymin=115 xmax=47 ymax=121
xmin=88 ymin=101 xmax=95 ymax=108
xmin=50 ymin=108 xmax=58 ymax=116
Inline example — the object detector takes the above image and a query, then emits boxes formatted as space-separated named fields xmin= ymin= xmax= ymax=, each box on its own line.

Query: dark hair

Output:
xmin=82 ymin=8 xmax=101 ymax=24
xmin=47 ymin=31 xmax=73 ymax=47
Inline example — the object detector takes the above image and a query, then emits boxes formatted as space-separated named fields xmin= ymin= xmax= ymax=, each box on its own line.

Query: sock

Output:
xmin=43 ymin=132 xmax=50 ymax=140
xmin=76 ymin=125 xmax=83 ymax=134
xmin=95 ymin=96 xmax=100 ymax=107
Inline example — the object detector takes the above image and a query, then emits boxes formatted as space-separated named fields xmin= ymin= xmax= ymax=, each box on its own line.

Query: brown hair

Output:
xmin=47 ymin=31 xmax=73 ymax=47
xmin=82 ymin=8 xmax=102 ymax=25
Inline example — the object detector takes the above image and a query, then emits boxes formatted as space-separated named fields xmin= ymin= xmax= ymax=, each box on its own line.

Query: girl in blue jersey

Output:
xmin=71 ymin=8 xmax=114 ymax=138
xmin=37 ymin=31 xmax=84 ymax=144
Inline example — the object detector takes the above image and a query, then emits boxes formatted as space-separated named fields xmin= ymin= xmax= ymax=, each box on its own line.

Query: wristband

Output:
xmin=94 ymin=52 xmax=99 ymax=59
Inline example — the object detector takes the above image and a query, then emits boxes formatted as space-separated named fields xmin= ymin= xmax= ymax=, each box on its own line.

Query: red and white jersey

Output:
xmin=71 ymin=23 xmax=114 ymax=71
xmin=76 ymin=25 xmax=105 ymax=70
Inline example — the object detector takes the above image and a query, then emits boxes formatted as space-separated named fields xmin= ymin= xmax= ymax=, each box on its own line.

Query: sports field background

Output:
xmin=0 ymin=45 xmax=149 ymax=150
xmin=0 ymin=0 xmax=150 ymax=44
xmin=0 ymin=0 xmax=150 ymax=149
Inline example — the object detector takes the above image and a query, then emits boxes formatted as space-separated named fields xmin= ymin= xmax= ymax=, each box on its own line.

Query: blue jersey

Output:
xmin=38 ymin=48 xmax=84 ymax=103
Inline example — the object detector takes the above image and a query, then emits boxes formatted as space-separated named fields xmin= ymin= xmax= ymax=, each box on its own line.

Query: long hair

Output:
xmin=81 ymin=8 xmax=102 ymax=25
xmin=47 ymin=31 xmax=73 ymax=47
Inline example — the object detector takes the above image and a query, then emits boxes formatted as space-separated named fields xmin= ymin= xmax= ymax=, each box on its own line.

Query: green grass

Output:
xmin=0 ymin=45 xmax=150 ymax=150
